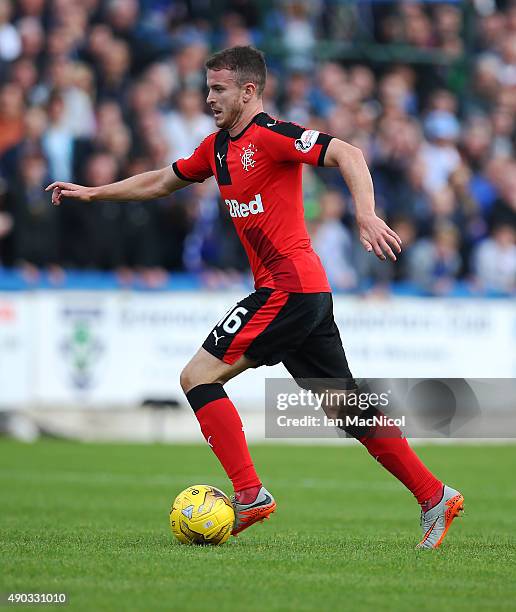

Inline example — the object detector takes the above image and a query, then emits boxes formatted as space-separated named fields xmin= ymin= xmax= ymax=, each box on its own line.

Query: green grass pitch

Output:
xmin=1 ymin=440 xmax=515 ymax=611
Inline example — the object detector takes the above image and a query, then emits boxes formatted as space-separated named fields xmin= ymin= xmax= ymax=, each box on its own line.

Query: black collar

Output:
xmin=228 ymin=112 xmax=268 ymax=141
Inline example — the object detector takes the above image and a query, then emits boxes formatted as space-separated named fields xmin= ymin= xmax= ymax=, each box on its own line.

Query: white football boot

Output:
xmin=417 ymin=485 xmax=464 ymax=549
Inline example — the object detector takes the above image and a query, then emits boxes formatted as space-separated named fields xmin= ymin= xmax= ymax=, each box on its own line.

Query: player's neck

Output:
xmin=228 ymin=103 xmax=264 ymax=138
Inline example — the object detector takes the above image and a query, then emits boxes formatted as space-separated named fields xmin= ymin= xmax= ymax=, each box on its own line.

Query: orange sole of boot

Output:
xmin=232 ymin=502 xmax=277 ymax=536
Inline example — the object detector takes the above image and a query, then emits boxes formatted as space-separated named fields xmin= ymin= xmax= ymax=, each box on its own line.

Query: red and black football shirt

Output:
xmin=172 ymin=112 xmax=333 ymax=293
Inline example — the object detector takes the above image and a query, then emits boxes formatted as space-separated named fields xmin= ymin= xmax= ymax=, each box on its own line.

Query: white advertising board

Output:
xmin=0 ymin=291 xmax=514 ymax=408
xmin=32 ymin=291 xmax=285 ymax=407
xmin=333 ymin=298 xmax=516 ymax=378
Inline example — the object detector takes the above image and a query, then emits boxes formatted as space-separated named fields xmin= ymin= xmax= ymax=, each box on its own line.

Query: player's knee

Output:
xmin=180 ymin=363 xmax=223 ymax=394
xmin=180 ymin=365 xmax=197 ymax=394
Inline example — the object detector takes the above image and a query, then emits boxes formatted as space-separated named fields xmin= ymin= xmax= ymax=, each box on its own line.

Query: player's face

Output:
xmin=206 ymin=69 xmax=246 ymax=130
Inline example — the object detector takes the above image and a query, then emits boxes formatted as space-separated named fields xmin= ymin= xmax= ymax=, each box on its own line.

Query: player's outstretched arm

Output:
xmin=324 ymin=139 xmax=402 ymax=261
xmin=45 ymin=166 xmax=191 ymax=206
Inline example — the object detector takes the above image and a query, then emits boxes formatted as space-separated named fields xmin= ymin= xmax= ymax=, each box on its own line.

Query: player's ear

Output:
xmin=242 ymin=82 xmax=256 ymax=102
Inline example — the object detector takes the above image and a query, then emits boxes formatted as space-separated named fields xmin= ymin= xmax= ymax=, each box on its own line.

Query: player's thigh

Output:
xmin=180 ymin=347 xmax=255 ymax=393
xmin=282 ymin=315 xmax=355 ymax=389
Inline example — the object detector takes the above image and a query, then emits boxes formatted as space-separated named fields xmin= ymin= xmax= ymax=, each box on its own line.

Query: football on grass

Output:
xmin=169 ymin=485 xmax=235 ymax=545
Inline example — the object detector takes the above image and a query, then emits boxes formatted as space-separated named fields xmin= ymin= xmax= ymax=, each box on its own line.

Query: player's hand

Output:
xmin=357 ymin=213 xmax=402 ymax=261
xmin=45 ymin=182 xmax=94 ymax=205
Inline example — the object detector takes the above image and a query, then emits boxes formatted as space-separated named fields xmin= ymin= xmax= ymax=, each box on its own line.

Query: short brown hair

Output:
xmin=205 ymin=46 xmax=267 ymax=96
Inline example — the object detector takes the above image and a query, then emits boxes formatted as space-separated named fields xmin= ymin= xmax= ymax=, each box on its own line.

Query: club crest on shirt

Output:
xmin=295 ymin=129 xmax=319 ymax=153
xmin=240 ymin=142 xmax=257 ymax=172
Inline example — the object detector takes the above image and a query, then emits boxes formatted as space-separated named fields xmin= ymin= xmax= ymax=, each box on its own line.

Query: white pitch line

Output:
xmin=0 ymin=469 xmax=400 ymax=491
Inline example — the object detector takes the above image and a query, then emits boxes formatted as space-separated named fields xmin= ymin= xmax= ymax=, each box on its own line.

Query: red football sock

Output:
xmin=235 ymin=484 xmax=262 ymax=504
xmin=358 ymin=417 xmax=442 ymax=506
xmin=186 ymin=384 xmax=261 ymax=492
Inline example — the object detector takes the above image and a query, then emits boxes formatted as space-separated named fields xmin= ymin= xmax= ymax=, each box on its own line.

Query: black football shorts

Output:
xmin=202 ymin=288 xmax=355 ymax=387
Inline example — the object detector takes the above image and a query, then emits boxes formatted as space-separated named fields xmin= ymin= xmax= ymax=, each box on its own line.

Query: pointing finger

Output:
xmin=47 ymin=182 xmax=75 ymax=192
xmin=45 ymin=182 xmax=66 ymax=191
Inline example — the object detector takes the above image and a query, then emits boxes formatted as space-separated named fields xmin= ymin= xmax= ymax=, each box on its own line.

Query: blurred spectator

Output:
xmin=174 ymin=42 xmax=209 ymax=90
xmin=499 ymin=32 xmax=516 ymax=87
xmin=378 ymin=70 xmax=416 ymax=118
xmin=427 ymin=89 xmax=458 ymax=115
xmin=42 ymin=90 xmax=75 ymax=182
xmin=182 ymin=181 xmax=238 ymax=274
xmin=280 ymin=1 xmax=316 ymax=71
xmin=470 ymin=55 xmax=501 ymax=113
xmin=105 ymin=0 xmax=170 ymax=72
xmin=120 ymin=156 xmax=163 ymax=284
xmin=401 ymin=156 xmax=431 ymax=225
xmin=1 ymin=104 xmax=47 ymax=182
xmin=389 ymin=216 xmax=418 ymax=282
xmin=8 ymin=151 xmax=60 ymax=270
xmin=282 ymin=70 xmax=312 ymax=125
xmin=17 ymin=17 xmax=44 ymax=64
xmin=421 ymin=111 xmax=461 ymax=193
xmin=403 ymin=4 xmax=433 ymax=49
xmin=461 ymin=116 xmax=492 ymax=171
xmin=105 ymin=0 xmax=140 ymax=47
xmin=61 ymin=62 xmax=97 ymax=138
xmin=9 ymin=57 xmax=38 ymax=100
xmin=96 ymin=37 xmax=131 ymax=102
xmin=434 ymin=3 xmax=463 ymax=57
xmin=163 ymin=88 xmax=214 ymax=161
xmin=349 ymin=65 xmax=376 ymax=105
xmin=0 ymin=82 xmax=24 ymax=156
xmin=473 ymin=224 xmax=516 ymax=294
xmin=372 ymin=116 xmax=423 ymax=216
xmin=434 ymin=5 xmax=461 ymax=46
xmin=491 ymin=106 xmax=514 ymax=157
xmin=0 ymin=0 xmax=20 ymax=62
xmin=15 ymin=0 xmax=45 ymax=20
xmin=62 ymin=151 xmax=124 ymax=270
xmin=143 ymin=62 xmax=177 ymax=107
xmin=408 ymin=222 xmax=462 ymax=295
xmin=219 ymin=12 xmax=256 ymax=49
xmin=477 ymin=11 xmax=505 ymax=53
xmin=311 ymin=190 xmax=357 ymax=291
xmin=490 ymin=163 xmax=516 ymax=229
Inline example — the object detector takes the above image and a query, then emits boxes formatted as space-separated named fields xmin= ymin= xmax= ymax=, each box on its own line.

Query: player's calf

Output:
xmin=317 ymin=385 xmax=464 ymax=548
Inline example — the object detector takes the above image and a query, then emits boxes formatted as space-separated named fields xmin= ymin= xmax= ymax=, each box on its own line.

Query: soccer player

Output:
xmin=47 ymin=46 xmax=463 ymax=549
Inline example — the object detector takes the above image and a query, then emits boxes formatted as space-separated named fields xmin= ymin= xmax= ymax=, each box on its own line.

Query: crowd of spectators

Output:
xmin=0 ymin=0 xmax=515 ymax=295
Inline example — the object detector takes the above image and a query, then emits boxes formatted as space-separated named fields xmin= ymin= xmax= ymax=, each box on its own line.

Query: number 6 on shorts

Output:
xmin=216 ymin=306 xmax=249 ymax=334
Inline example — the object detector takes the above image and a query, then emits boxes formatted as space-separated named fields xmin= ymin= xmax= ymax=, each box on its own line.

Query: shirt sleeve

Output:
xmin=172 ymin=134 xmax=214 ymax=183
xmin=258 ymin=121 xmax=333 ymax=167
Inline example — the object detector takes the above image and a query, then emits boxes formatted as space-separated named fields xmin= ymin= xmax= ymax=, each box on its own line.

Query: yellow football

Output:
xmin=169 ymin=485 xmax=235 ymax=545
